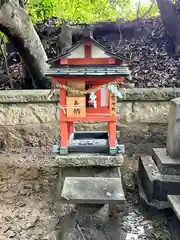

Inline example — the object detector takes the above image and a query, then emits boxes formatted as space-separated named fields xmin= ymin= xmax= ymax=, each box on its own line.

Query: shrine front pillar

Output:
xmin=108 ymin=121 xmax=117 ymax=155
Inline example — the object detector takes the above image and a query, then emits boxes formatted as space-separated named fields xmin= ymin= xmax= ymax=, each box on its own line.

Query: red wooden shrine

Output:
xmin=45 ymin=36 xmax=130 ymax=155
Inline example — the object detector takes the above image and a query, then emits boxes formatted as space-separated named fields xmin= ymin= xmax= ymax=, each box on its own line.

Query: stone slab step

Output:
xmin=55 ymin=153 xmax=124 ymax=167
xmin=136 ymin=173 xmax=171 ymax=209
xmin=152 ymin=148 xmax=180 ymax=175
xmin=61 ymin=177 xmax=125 ymax=204
xmin=168 ymin=195 xmax=180 ymax=220
xmin=139 ymin=155 xmax=180 ymax=201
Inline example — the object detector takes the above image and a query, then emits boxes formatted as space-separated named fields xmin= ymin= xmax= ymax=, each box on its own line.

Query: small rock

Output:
xmin=19 ymin=190 xmax=27 ymax=196
xmin=6 ymin=230 xmax=16 ymax=238
xmin=106 ymin=192 xmax=112 ymax=197
xmin=3 ymin=226 xmax=11 ymax=233
xmin=26 ymin=216 xmax=39 ymax=229
xmin=24 ymin=184 xmax=33 ymax=190
xmin=34 ymin=184 xmax=42 ymax=193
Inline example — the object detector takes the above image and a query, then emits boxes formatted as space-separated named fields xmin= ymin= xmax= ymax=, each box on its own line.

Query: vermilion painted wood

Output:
xmin=84 ymin=41 xmax=91 ymax=59
xmin=51 ymin=38 xmax=127 ymax=150
xmin=60 ymin=58 xmax=68 ymax=64
xmin=59 ymin=80 xmax=68 ymax=147
xmin=108 ymin=122 xmax=116 ymax=147
xmin=60 ymin=116 xmax=117 ymax=122
xmin=108 ymin=58 xmax=116 ymax=64
xmin=65 ymin=58 xmax=116 ymax=65
xmin=87 ymin=107 xmax=109 ymax=114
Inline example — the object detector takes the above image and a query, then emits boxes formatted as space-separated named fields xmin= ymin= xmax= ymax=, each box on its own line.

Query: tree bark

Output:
xmin=58 ymin=23 xmax=84 ymax=54
xmin=156 ymin=0 xmax=180 ymax=53
xmin=0 ymin=0 xmax=49 ymax=88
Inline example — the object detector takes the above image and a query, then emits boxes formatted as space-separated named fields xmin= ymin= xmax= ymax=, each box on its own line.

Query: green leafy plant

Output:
xmin=26 ymin=0 xmax=159 ymax=24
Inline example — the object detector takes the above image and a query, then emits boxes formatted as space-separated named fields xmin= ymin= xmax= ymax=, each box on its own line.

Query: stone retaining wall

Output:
xmin=0 ymin=88 xmax=179 ymax=155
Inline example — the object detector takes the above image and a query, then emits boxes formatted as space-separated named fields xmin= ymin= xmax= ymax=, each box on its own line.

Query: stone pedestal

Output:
xmin=54 ymin=154 xmax=125 ymax=240
xmin=137 ymin=97 xmax=180 ymax=214
xmin=166 ymin=98 xmax=180 ymax=159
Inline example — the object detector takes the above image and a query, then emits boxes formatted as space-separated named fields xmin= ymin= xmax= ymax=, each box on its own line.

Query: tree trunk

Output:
xmin=58 ymin=23 xmax=84 ymax=54
xmin=0 ymin=0 xmax=49 ymax=88
xmin=156 ymin=0 xmax=180 ymax=53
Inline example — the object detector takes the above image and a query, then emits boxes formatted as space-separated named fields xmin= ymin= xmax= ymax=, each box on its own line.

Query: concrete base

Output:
xmin=138 ymin=155 xmax=180 ymax=201
xmin=55 ymin=153 xmax=124 ymax=167
xmin=152 ymin=148 xmax=180 ymax=175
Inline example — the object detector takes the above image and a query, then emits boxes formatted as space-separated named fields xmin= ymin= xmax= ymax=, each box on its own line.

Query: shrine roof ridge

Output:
xmin=47 ymin=37 xmax=130 ymax=64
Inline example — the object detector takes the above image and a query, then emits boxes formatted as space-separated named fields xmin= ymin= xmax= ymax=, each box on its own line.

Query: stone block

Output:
xmin=55 ymin=153 xmax=124 ymax=167
xmin=131 ymin=102 xmax=170 ymax=123
xmin=152 ymin=148 xmax=180 ymax=175
xmin=56 ymin=167 xmax=122 ymax=202
xmin=116 ymin=102 xmax=132 ymax=122
xmin=6 ymin=103 xmax=56 ymax=125
xmin=168 ymin=195 xmax=180 ymax=220
xmin=0 ymin=104 xmax=6 ymax=125
xmin=139 ymin=155 xmax=162 ymax=201
xmin=139 ymin=155 xmax=180 ymax=201
xmin=6 ymin=104 xmax=38 ymax=125
xmin=166 ymin=98 xmax=180 ymax=159
xmin=137 ymin=174 xmax=171 ymax=209
xmin=61 ymin=177 xmax=125 ymax=204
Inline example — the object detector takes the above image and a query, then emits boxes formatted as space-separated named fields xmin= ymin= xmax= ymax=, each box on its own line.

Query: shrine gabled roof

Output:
xmin=45 ymin=64 xmax=131 ymax=77
xmin=47 ymin=37 xmax=130 ymax=64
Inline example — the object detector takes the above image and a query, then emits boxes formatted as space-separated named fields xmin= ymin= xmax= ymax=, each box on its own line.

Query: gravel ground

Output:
xmin=0 ymin=149 xmax=179 ymax=240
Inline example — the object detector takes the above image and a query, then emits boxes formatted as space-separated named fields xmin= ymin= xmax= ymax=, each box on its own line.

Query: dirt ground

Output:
xmin=0 ymin=149 xmax=179 ymax=240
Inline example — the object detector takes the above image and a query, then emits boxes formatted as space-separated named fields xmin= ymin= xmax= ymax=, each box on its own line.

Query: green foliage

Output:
xmin=27 ymin=0 xmax=59 ymax=23
xmin=26 ymin=0 xmax=159 ymax=24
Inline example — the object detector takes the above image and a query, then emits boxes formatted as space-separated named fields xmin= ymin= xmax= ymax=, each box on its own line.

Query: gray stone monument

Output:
xmin=166 ymin=98 xmax=180 ymax=159
xmin=137 ymin=97 xmax=180 ymax=218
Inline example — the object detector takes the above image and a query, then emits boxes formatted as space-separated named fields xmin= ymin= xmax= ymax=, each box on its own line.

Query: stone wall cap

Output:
xmin=120 ymin=88 xmax=180 ymax=101
xmin=0 ymin=88 xmax=180 ymax=103
xmin=171 ymin=97 xmax=180 ymax=105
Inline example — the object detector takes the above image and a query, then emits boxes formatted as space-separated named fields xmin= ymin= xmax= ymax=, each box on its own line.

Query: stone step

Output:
xmin=168 ymin=195 xmax=180 ymax=220
xmin=139 ymin=155 xmax=180 ymax=201
xmin=136 ymin=173 xmax=171 ymax=209
xmin=55 ymin=153 xmax=124 ymax=167
xmin=61 ymin=177 xmax=125 ymax=204
xmin=152 ymin=148 xmax=180 ymax=175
